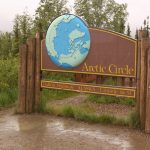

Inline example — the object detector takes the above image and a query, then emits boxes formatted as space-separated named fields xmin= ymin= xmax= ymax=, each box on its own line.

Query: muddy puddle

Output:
xmin=0 ymin=109 xmax=150 ymax=150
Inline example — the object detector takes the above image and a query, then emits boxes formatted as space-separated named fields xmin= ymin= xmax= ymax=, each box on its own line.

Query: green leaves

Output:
xmin=34 ymin=0 xmax=69 ymax=32
xmin=74 ymin=0 xmax=128 ymax=33
xmin=12 ymin=12 xmax=33 ymax=55
xmin=0 ymin=57 xmax=18 ymax=90
xmin=0 ymin=32 xmax=12 ymax=59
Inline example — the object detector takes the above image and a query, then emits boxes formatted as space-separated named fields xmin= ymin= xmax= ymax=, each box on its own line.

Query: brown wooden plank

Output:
xmin=42 ymin=32 xmax=46 ymax=39
xmin=35 ymin=32 xmax=42 ymax=111
xmin=96 ymin=75 xmax=104 ymax=84
xmin=121 ymin=77 xmax=125 ymax=86
xmin=139 ymin=39 xmax=147 ymax=129
xmin=129 ymin=78 xmax=133 ymax=87
xmin=17 ymin=44 xmax=27 ymax=113
xmin=26 ymin=38 xmax=36 ymax=113
xmin=145 ymin=43 xmax=150 ymax=133
xmin=41 ymin=80 xmax=136 ymax=98
xmin=136 ymin=40 xmax=141 ymax=113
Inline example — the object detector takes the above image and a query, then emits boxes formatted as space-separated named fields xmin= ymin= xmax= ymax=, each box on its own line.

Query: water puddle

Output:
xmin=0 ymin=111 xmax=149 ymax=150
xmin=47 ymin=121 xmax=132 ymax=150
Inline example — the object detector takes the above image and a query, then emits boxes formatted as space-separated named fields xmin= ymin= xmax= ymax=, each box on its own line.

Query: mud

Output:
xmin=0 ymin=109 xmax=150 ymax=150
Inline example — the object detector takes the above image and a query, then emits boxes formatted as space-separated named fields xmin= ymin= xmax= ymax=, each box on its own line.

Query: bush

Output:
xmin=0 ymin=57 xmax=18 ymax=90
xmin=0 ymin=57 xmax=18 ymax=107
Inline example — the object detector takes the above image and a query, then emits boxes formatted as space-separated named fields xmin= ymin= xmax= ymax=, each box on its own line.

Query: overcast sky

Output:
xmin=0 ymin=0 xmax=150 ymax=36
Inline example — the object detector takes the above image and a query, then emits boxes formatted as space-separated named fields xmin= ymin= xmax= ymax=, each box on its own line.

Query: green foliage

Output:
xmin=46 ymin=105 xmax=128 ymax=126
xmin=87 ymin=94 xmax=136 ymax=106
xmin=42 ymin=72 xmax=75 ymax=81
xmin=74 ymin=0 xmax=128 ymax=33
xmin=37 ymin=98 xmax=47 ymax=113
xmin=37 ymin=89 xmax=77 ymax=112
xmin=41 ymin=89 xmax=77 ymax=101
xmin=0 ymin=58 xmax=18 ymax=90
xmin=12 ymin=12 xmax=33 ymax=55
xmin=62 ymin=106 xmax=74 ymax=117
xmin=128 ymin=111 xmax=140 ymax=128
xmin=0 ymin=32 xmax=12 ymax=59
xmin=0 ymin=58 xmax=18 ymax=107
xmin=34 ymin=0 xmax=69 ymax=32
xmin=0 ymin=88 xmax=17 ymax=107
xmin=103 ymin=77 xmax=117 ymax=85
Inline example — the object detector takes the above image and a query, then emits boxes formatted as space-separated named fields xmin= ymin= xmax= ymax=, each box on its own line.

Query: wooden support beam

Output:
xmin=139 ymin=39 xmax=148 ymax=129
xmin=96 ymin=75 xmax=104 ymax=84
xmin=35 ymin=33 xmax=42 ymax=111
xmin=145 ymin=42 xmax=150 ymax=133
xmin=136 ymin=40 xmax=141 ymax=114
xmin=129 ymin=78 xmax=133 ymax=87
xmin=26 ymin=38 xmax=36 ymax=113
xmin=17 ymin=44 xmax=27 ymax=113
xmin=121 ymin=77 xmax=125 ymax=86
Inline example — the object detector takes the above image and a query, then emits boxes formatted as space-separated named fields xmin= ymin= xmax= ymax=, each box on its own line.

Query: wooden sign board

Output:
xmin=41 ymin=28 xmax=137 ymax=77
xmin=41 ymin=80 xmax=136 ymax=98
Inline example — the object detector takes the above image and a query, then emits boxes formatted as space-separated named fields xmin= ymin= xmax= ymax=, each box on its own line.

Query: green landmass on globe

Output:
xmin=46 ymin=14 xmax=91 ymax=69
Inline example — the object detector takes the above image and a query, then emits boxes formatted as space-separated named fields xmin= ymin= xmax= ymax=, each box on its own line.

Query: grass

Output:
xmin=0 ymin=88 xmax=18 ymax=107
xmin=41 ymin=89 xmax=78 ymax=101
xmin=37 ymin=89 xmax=140 ymax=128
xmin=37 ymin=89 xmax=78 ymax=112
xmin=37 ymin=76 xmax=139 ymax=128
xmin=45 ymin=105 xmax=129 ymax=126
xmin=128 ymin=111 xmax=140 ymax=128
xmin=87 ymin=94 xmax=136 ymax=106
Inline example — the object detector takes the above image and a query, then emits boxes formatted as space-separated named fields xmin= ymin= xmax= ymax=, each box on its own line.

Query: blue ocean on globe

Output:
xmin=46 ymin=14 xmax=91 ymax=69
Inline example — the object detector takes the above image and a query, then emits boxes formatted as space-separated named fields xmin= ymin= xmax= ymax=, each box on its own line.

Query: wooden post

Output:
xmin=139 ymin=39 xmax=148 ymax=129
xmin=136 ymin=39 xmax=141 ymax=114
xmin=129 ymin=78 xmax=133 ymax=87
xmin=145 ymin=41 xmax=150 ymax=133
xmin=17 ymin=44 xmax=27 ymax=113
xmin=96 ymin=75 xmax=104 ymax=84
xmin=26 ymin=38 xmax=36 ymax=113
xmin=121 ymin=77 xmax=125 ymax=86
xmin=35 ymin=33 xmax=42 ymax=111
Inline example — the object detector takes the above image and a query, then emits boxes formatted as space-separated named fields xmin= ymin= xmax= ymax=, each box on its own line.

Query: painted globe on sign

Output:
xmin=46 ymin=14 xmax=91 ymax=69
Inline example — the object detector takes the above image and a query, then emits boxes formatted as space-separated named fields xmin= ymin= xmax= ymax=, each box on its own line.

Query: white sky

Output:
xmin=0 ymin=0 xmax=150 ymax=36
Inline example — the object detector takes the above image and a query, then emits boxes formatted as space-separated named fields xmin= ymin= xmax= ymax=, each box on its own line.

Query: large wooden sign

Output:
xmin=41 ymin=28 xmax=137 ymax=77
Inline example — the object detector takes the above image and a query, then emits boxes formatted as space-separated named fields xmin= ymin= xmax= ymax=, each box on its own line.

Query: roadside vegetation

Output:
xmin=0 ymin=58 xmax=18 ymax=108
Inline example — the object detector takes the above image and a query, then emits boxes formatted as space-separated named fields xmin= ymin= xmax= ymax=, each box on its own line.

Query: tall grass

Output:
xmin=87 ymin=94 xmax=136 ymax=106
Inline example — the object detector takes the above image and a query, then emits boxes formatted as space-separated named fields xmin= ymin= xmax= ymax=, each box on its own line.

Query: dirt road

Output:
xmin=0 ymin=109 xmax=150 ymax=150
